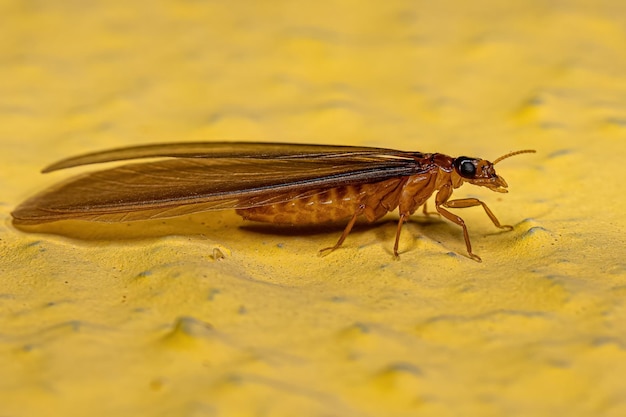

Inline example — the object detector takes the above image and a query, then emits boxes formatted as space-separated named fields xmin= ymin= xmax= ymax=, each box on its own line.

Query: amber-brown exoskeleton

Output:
xmin=11 ymin=142 xmax=535 ymax=261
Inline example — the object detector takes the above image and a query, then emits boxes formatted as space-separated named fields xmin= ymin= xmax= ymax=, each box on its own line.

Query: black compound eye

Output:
xmin=455 ymin=157 xmax=477 ymax=178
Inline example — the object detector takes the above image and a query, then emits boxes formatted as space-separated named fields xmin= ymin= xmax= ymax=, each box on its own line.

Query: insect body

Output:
xmin=11 ymin=142 xmax=535 ymax=261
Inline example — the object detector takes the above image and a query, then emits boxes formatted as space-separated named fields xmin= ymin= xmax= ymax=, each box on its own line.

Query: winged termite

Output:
xmin=11 ymin=142 xmax=535 ymax=261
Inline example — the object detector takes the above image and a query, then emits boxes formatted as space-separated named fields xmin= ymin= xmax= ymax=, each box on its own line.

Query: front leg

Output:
xmin=443 ymin=198 xmax=512 ymax=231
xmin=435 ymin=186 xmax=482 ymax=262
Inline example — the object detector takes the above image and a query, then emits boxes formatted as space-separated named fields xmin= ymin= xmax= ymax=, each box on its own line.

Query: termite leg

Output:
xmin=318 ymin=206 xmax=364 ymax=256
xmin=393 ymin=213 xmax=409 ymax=259
xmin=436 ymin=206 xmax=482 ymax=262
xmin=422 ymin=201 xmax=440 ymax=217
xmin=435 ymin=186 xmax=482 ymax=262
xmin=443 ymin=198 xmax=513 ymax=231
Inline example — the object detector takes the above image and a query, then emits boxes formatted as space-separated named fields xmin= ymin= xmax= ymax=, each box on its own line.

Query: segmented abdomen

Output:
xmin=236 ymin=180 xmax=402 ymax=225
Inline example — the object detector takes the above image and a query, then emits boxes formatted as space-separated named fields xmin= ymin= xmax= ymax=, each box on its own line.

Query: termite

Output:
xmin=11 ymin=142 xmax=535 ymax=261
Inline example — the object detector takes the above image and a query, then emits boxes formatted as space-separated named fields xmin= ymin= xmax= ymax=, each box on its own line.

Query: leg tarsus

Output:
xmin=318 ymin=207 xmax=363 ymax=257
xmin=469 ymin=253 xmax=482 ymax=262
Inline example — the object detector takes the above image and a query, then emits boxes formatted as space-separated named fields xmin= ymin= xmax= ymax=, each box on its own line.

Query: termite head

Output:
xmin=453 ymin=150 xmax=536 ymax=193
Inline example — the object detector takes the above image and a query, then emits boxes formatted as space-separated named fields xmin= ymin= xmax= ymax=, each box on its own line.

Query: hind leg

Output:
xmin=318 ymin=205 xmax=364 ymax=256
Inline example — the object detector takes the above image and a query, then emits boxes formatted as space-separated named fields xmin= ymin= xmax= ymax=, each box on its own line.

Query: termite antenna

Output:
xmin=493 ymin=149 xmax=536 ymax=165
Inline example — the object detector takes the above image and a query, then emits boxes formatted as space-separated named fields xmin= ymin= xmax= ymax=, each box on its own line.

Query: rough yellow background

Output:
xmin=1 ymin=1 xmax=625 ymax=416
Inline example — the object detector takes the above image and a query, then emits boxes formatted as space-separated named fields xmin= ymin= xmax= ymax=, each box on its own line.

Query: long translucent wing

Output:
xmin=43 ymin=142 xmax=409 ymax=172
xmin=13 ymin=152 xmax=427 ymax=224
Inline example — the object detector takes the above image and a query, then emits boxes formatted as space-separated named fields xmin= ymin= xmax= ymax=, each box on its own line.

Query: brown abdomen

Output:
xmin=236 ymin=179 xmax=404 ymax=225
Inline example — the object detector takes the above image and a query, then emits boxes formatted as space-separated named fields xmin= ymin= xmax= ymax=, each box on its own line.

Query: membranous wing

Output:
xmin=42 ymin=142 xmax=411 ymax=172
xmin=13 ymin=142 xmax=427 ymax=223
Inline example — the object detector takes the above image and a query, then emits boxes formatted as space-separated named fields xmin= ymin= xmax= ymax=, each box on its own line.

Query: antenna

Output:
xmin=493 ymin=149 xmax=536 ymax=165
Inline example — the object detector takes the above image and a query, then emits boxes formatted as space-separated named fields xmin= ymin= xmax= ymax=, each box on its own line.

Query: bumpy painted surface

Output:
xmin=1 ymin=1 xmax=625 ymax=416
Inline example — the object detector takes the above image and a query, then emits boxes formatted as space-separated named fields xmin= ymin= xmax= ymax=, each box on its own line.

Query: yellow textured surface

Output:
xmin=1 ymin=1 xmax=625 ymax=416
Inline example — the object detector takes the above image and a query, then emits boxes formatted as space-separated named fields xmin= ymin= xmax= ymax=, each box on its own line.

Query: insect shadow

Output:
xmin=10 ymin=210 xmax=449 ymax=256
